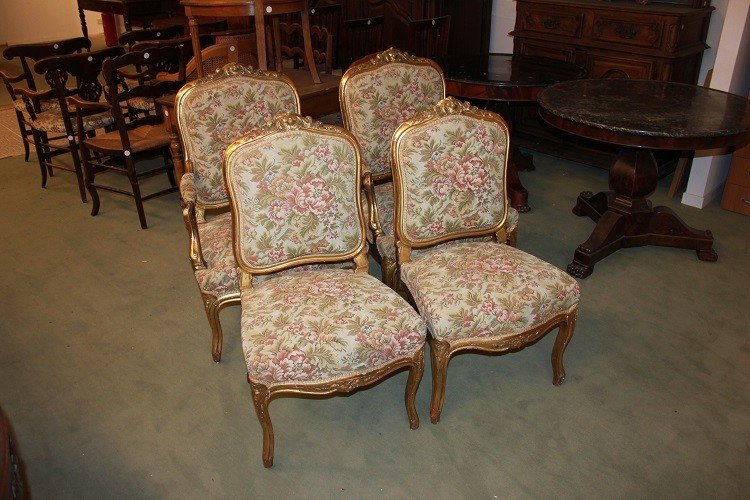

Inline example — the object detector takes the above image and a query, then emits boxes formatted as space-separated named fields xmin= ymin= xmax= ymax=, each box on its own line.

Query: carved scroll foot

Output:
xmin=405 ymin=348 xmax=424 ymax=429
xmin=551 ymin=310 xmax=577 ymax=386
xmin=251 ymin=384 xmax=274 ymax=468
xmin=428 ymin=338 xmax=451 ymax=424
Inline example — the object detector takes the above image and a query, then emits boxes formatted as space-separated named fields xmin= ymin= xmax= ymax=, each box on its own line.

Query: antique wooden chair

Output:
xmin=341 ymin=15 xmax=383 ymax=71
xmin=70 ymin=46 xmax=185 ymax=229
xmin=340 ymin=48 xmax=520 ymax=289
xmin=175 ymin=63 xmax=299 ymax=362
xmin=118 ymin=24 xmax=185 ymax=48
xmin=22 ymin=46 xmax=122 ymax=202
xmin=391 ymin=98 xmax=580 ymax=423
xmin=407 ymin=15 xmax=451 ymax=64
xmin=0 ymin=37 xmax=91 ymax=165
xmin=223 ymin=114 xmax=427 ymax=467
xmin=275 ymin=22 xmax=333 ymax=74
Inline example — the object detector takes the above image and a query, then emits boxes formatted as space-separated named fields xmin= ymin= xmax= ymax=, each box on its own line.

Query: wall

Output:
xmin=490 ymin=0 xmax=516 ymax=53
xmin=682 ymin=0 xmax=750 ymax=208
xmin=0 ymin=0 xmax=103 ymax=46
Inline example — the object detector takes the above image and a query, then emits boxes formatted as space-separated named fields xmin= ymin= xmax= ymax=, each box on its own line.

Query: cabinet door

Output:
xmin=586 ymin=52 xmax=656 ymax=79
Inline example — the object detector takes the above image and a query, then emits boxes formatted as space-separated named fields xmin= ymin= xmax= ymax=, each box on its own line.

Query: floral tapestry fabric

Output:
xmin=225 ymin=129 xmax=363 ymax=270
xmin=395 ymin=114 xmax=509 ymax=243
xmin=31 ymin=109 xmax=113 ymax=134
xmin=13 ymin=98 xmax=59 ymax=121
xmin=177 ymin=77 xmax=299 ymax=207
xmin=180 ymin=172 xmax=197 ymax=203
xmin=400 ymin=242 xmax=579 ymax=342
xmin=241 ymin=269 xmax=426 ymax=387
xmin=342 ymin=63 xmax=444 ymax=176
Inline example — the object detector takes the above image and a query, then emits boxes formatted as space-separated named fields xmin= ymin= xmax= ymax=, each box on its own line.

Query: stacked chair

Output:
xmin=339 ymin=48 xmax=519 ymax=289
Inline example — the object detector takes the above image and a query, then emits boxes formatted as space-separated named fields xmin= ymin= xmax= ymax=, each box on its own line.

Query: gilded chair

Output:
xmin=223 ymin=114 xmax=427 ymax=467
xmin=340 ymin=48 xmax=519 ymax=289
xmin=175 ymin=63 xmax=300 ymax=362
xmin=391 ymin=98 xmax=580 ymax=424
xmin=71 ymin=46 xmax=185 ymax=228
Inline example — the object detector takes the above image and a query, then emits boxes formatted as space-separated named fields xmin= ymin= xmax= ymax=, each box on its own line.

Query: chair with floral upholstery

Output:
xmin=223 ymin=114 xmax=427 ymax=467
xmin=339 ymin=48 xmax=519 ymax=289
xmin=175 ymin=63 xmax=300 ymax=362
xmin=391 ymin=97 xmax=580 ymax=424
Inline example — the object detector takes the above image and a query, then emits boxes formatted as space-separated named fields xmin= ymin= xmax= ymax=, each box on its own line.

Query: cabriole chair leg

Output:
xmin=405 ymin=348 xmax=425 ymax=429
xmin=250 ymin=383 xmax=274 ymax=468
xmin=551 ymin=309 xmax=578 ymax=386
xmin=428 ymin=337 xmax=451 ymax=424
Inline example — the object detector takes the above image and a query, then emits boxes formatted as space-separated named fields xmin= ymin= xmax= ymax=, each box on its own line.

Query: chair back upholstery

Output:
xmin=391 ymin=97 xmax=510 ymax=250
xmin=224 ymin=114 xmax=366 ymax=278
xmin=101 ymin=46 xmax=185 ymax=152
xmin=118 ymin=24 xmax=184 ymax=48
xmin=34 ymin=46 xmax=125 ymax=135
xmin=340 ymin=48 xmax=445 ymax=181
xmin=407 ymin=15 xmax=451 ymax=65
xmin=3 ymin=37 xmax=91 ymax=90
xmin=175 ymin=63 xmax=300 ymax=211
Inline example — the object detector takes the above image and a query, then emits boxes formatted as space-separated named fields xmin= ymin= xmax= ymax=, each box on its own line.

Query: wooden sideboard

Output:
xmin=511 ymin=0 xmax=713 ymax=168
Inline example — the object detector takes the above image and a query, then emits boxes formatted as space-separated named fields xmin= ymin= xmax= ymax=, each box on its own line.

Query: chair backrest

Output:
xmin=391 ymin=97 xmax=510 ymax=256
xmin=279 ymin=22 xmax=333 ymax=74
xmin=339 ymin=48 xmax=445 ymax=181
xmin=34 ymin=46 xmax=125 ymax=134
xmin=224 ymin=114 xmax=366 ymax=281
xmin=341 ymin=16 xmax=384 ymax=71
xmin=3 ymin=37 xmax=91 ymax=90
xmin=187 ymin=41 xmax=259 ymax=80
xmin=310 ymin=4 xmax=341 ymax=68
xmin=118 ymin=24 xmax=185 ymax=48
xmin=407 ymin=15 xmax=451 ymax=65
xmin=175 ymin=63 xmax=300 ymax=211
xmin=101 ymin=46 xmax=185 ymax=151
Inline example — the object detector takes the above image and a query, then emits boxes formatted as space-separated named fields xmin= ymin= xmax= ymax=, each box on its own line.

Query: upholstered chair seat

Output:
xmin=126 ymin=96 xmax=156 ymax=112
xmin=13 ymin=98 xmax=59 ymax=120
xmin=31 ymin=109 xmax=113 ymax=134
xmin=390 ymin=98 xmax=580 ymax=424
xmin=242 ymin=270 xmax=425 ymax=387
xmin=400 ymin=241 xmax=579 ymax=342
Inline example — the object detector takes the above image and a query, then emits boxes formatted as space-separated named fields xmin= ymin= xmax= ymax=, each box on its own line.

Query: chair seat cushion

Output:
xmin=127 ymin=96 xmax=156 ymax=112
xmin=400 ymin=241 xmax=579 ymax=344
xmin=31 ymin=110 xmax=113 ymax=134
xmin=193 ymin=213 xmax=351 ymax=299
xmin=84 ymin=123 xmax=171 ymax=153
xmin=241 ymin=269 xmax=427 ymax=387
xmin=13 ymin=98 xmax=59 ymax=120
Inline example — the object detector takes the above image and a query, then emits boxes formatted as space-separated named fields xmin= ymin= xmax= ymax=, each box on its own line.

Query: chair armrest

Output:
xmin=362 ymin=170 xmax=383 ymax=237
xmin=0 ymin=70 xmax=25 ymax=84
xmin=67 ymin=96 xmax=110 ymax=113
xmin=180 ymin=173 xmax=207 ymax=270
xmin=14 ymin=87 xmax=56 ymax=101
xmin=156 ymin=72 xmax=180 ymax=82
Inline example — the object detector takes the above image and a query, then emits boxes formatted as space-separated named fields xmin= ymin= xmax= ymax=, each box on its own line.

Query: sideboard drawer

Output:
xmin=721 ymin=183 xmax=750 ymax=216
xmin=518 ymin=6 xmax=583 ymax=39
xmin=586 ymin=52 xmax=656 ymax=80
xmin=591 ymin=13 xmax=664 ymax=49
xmin=516 ymin=39 xmax=577 ymax=62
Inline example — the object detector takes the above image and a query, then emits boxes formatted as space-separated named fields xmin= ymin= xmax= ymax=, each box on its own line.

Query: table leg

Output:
xmin=188 ymin=17 xmax=204 ymax=78
xmin=79 ymin=8 xmax=88 ymax=38
xmin=507 ymin=154 xmax=530 ymax=212
xmin=567 ymin=148 xmax=716 ymax=278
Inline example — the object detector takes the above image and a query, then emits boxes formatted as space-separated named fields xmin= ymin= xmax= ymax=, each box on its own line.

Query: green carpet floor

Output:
xmin=0 ymin=150 xmax=748 ymax=498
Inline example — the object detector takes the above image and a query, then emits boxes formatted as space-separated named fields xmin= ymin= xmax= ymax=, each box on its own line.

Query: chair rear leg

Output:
xmin=126 ymin=158 xmax=148 ymax=229
xmin=250 ymin=384 xmax=274 ymax=468
xmin=40 ymin=132 xmax=53 ymax=176
xmin=31 ymin=130 xmax=48 ymax=188
xmin=164 ymin=150 xmax=176 ymax=187
xmin=16 ymin=113 xmax=30 ymax=162
xmin=69 ymin=137 xmax=87 ymax=203
xmin=551 ymin=309 xmax=577 ymax=386
xmin=203 ymin=295 xmax=224 ymax=362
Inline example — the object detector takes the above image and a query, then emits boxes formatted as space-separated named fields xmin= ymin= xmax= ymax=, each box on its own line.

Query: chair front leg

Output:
xmin=551 ymin=309 xmax=577 ymax=386
xmin=31 ymin=129 xmax=47 ymax=188
xmin=428 ymin=337 xmax=451 ymax=424
xmin=508 ymin=227 xmax=518 ymax=247
xmin=250 ymin=382 xmax=274 ymax=468
xmin=405 ymin=348 xmax=425 ymax=429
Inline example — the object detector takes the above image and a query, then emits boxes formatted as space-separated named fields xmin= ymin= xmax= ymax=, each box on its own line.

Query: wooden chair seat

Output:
xmin=84 ymin=123 xmax=171 ymax=154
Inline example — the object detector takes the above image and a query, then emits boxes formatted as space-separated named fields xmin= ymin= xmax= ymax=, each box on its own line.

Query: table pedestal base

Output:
xmin=567 ymin=149 xmax=717 ymax=278
xmin=508 ymin=146 xmax=530 ymax=212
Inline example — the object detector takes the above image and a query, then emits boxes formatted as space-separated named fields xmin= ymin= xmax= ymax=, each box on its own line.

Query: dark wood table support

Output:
xmin=539 ymin=79 xmax=750 ymax=278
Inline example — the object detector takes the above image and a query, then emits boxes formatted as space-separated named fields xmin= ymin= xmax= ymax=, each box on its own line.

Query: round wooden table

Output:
xmin=538 ymin=79 xmax=750 ymax=278
xmin=444 ymin=53 xmax=588 ymax=212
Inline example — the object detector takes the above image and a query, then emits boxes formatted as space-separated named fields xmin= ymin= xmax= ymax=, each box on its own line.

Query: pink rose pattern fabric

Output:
xmin=241 ymin=270 xmax=426 ymax=386
xmin=177 ymin=77 xmax=299 ymax=207
xmin=395 ymin=114 xmax=509 ymax=243
xmin=31 ymin=110 xmax=113 ymax=134
xmin=400 ymin=241 xmax=579 ymax=342
xmin=226 ymin=129 xmax=362 ymax=269
xmin=343 ymin=63 xmax=444 ymax=176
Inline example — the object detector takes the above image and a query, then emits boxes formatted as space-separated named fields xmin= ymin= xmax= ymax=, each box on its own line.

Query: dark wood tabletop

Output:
xmin=539 ymin=79 xmax=750 ymax=150
xmin=537 ymin=79 xmax=750 ymax=278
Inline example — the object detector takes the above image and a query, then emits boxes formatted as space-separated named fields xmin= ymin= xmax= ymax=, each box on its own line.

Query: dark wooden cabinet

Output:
xmin=511 ymin=0 xmax=713 ymax=168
